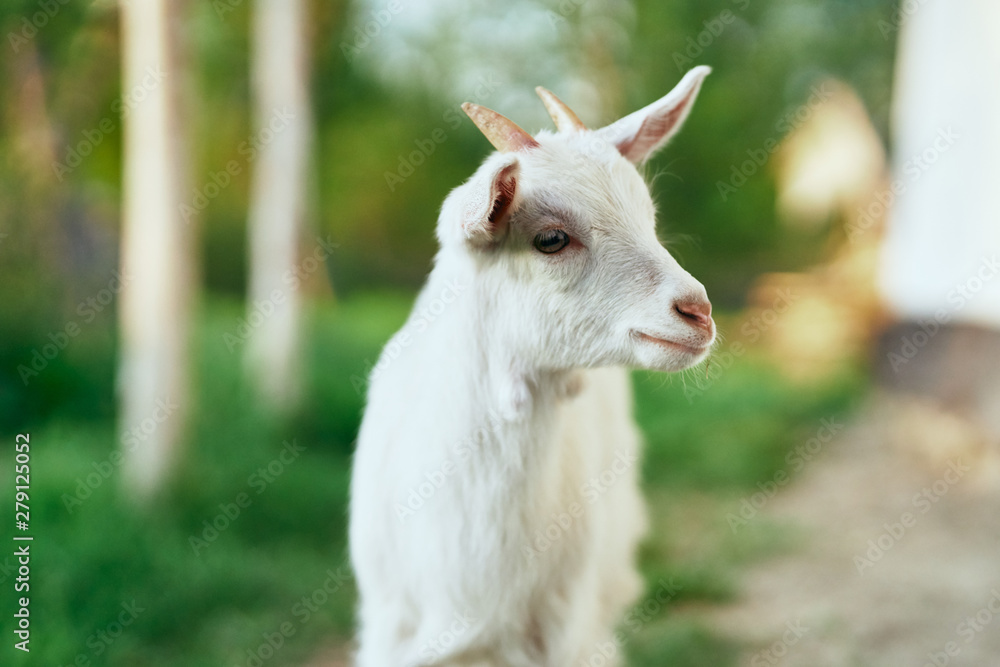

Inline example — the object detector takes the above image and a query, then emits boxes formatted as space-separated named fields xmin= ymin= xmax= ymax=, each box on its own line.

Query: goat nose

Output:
xmin=674 ymin=299 xmax=713 ymax=332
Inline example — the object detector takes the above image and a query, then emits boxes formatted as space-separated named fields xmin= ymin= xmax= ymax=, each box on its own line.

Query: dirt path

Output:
xmin=705 ymin=397 xmax=1000 ymax=667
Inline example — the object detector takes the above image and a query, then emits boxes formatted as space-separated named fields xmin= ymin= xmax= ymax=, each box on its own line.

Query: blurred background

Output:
xmin=1 ymin=0 xmax=998 ymax=665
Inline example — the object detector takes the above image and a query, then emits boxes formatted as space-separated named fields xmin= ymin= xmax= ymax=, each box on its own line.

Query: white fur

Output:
xmin=350 ymin=67 xmax=715 ymax=666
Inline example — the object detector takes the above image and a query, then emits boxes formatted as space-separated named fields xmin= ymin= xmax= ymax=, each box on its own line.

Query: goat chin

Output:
xmin=350 ymin=67 xmax=714 ymax=666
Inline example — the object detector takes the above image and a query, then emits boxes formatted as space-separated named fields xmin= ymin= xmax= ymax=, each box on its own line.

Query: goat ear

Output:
xmin=459 ymin=157 xmax=521 ymax=246
xmin=596 ymin=65 xmax=711 ymax=165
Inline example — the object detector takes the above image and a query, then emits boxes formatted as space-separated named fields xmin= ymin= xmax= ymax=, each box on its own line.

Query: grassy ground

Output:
xmin=1 ymin=293 xmax=864 ymax=666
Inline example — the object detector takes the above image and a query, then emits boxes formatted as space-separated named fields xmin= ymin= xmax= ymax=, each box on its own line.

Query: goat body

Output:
xmin=351 ymin=67 xmax=716 ymax=666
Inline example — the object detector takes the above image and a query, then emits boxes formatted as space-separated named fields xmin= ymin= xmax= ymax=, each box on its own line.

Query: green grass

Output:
xmin=1 ymin=293 xmax=865 ymax=666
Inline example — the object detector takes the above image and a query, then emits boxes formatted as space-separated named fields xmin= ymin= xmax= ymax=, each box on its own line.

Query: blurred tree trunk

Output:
xmin=245 ymin=0 xmax=312 ymax=412
xmin=118 ymin=0 xmax=193 ymax=500
xmin=876 ymin=1 xmax=1000 ymax=444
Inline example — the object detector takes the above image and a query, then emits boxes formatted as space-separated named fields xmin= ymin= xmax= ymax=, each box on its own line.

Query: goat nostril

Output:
xmin=674 ymin=300 xmax=713 ymax=331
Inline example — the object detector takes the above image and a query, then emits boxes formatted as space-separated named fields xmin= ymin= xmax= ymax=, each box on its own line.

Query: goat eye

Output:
xmin=533 ymin=229 xmax=570 ymax=254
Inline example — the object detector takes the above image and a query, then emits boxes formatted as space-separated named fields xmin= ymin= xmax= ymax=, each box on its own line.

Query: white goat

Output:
xmin=350 ymin=66 xmax=716 ymax=667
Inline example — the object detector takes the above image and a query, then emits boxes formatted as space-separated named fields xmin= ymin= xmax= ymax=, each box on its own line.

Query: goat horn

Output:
xmin=462 ymin=102 xmax=539 ymax=153
xmin=535 ymin=86 xmax=586 ymax=132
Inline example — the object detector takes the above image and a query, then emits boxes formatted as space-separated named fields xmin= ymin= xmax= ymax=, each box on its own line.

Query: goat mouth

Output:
xmin=632 ymin=331 xmax=709 ymax=356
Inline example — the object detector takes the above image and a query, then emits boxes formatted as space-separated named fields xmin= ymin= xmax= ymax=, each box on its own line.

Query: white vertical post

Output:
xmin=245 ymin=0 xmax=312 ymax=411
xmin=118 ymin=0 xmax=192 ymax=499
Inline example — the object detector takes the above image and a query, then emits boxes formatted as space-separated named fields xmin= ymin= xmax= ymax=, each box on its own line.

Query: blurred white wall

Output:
xmin=878 ymin=0 xmax=1000 ymax=328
